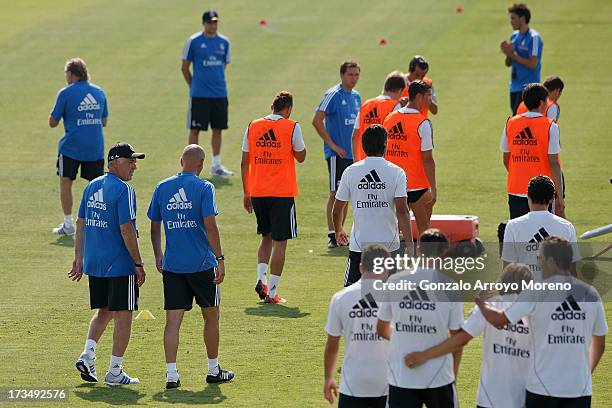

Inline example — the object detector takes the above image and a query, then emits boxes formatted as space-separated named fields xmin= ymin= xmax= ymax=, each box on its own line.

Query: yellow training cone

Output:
xmin=135 ymin=309 xmax=156 ymax=320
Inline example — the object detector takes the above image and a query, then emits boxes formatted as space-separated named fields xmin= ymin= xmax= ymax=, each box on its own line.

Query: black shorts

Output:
xmin=508 ymin=194 xmax=553 ymax=219
xmin=163 ymin=269 xmax=219 ymax=310
xmin=407 ymin=188 xmax=428 ymax=204
xmin=525 ymin=390 xmax=591 ymax=408
xmin=345 ymin=249 xmax=400 ymax=287
xmin=388 ymin=383 xmax=458 ymax=408
xmin=338 ymin=393 xmax=387 ymax=408
xmin=252 ymin=197 xmax=297 ymax=241
xmin=327 ymin=156 xmax=353 ymax=192
xmin=57 ymin=154 xmax=104 ymax=181
xmin=89 ymin=275 xmax=139 ymax=311
xmin=188 ymin=97 xmax=228 ymax=131
xmin=510 ymin=91 xmax=522 ymax=115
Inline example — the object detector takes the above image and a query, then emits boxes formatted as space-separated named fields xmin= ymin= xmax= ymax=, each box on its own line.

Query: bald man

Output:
xmin=148 ymin=144 xmax=234 ymax=388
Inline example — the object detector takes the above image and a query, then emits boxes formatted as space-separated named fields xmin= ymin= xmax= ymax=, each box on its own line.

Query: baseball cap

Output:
xmin=202 ymin=10 xmax=219 ymax=23
xmin=108 ymin=142 xmax=146 ymax=162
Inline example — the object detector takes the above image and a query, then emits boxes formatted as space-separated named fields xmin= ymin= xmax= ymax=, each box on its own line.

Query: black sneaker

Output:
xmin=327 ymin=233 xmax=338 ymax=249
xmin=206 ymin=366 xmax=234 ymax=384
xmin=166 ymin=378 xmax=181 ymax=389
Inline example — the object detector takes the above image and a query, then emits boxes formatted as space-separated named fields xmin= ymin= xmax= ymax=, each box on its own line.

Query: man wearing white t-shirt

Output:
xmin=477 ymin=236 xmax=607 ymax=408
xmin=404 ymin=263 xmax=534 ymax=408
xmin=502 ymin=175 xmax=579 ymax=279
xmin=324 ymin=244 xmax=391 ymax=408
xmin=333 ymin=124 xmax=412 ymax=287
xmin=377 ymin=229 xmax=463 ymax=408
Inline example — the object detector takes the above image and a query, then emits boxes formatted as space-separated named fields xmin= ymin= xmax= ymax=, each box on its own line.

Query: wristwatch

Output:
xmin=216 ymin=254 xmax=225 ymax=261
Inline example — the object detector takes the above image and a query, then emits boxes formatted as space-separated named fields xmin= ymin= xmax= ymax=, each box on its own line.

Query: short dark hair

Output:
xmin=361 ymin=244 xmax=391 ymax=273
xmin=540 ymin=236 xmax=573 ymax=271
xmin=384 ymin=71 xmax=406 ymax=93
xmin=409 ymin=55 xmax=429 ymax=73
xmin=508 ymin=3 xmax=531 ymax=24
xmin=522 ymin=83 xmax=548 ymax=110
xmin=340 ymin=60 xmax=360 ymax=75
xmin=362 ymin=125 xmax=387 ymax=156
xmin=65 ymin=58 xmax=89 ymax=81
xmin=419 ymin=229 xmax=449 ymax=258
xmin=527 ymin=175 xmax=555 ymax=204
xmin=272 ymin=91 xmax=293 ymax=112
xmin=408 ymin=80 xmax=431 ymax=101
xmin=543 ymin=76 xmax=564 ymax=93
xmin=499 ymin=263 xmax=532 ymax=295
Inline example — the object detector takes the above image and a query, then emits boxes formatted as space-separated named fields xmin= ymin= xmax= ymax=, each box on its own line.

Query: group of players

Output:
xmin=46 ymin=3 xmax=608 ymax=407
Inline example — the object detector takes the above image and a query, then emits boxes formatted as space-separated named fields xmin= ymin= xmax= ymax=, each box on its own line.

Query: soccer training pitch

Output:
xmin=1 ymin=0 xmax=611 ymax=406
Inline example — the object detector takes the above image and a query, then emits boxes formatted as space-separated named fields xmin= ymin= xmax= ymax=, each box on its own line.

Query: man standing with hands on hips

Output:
xmin=69 ymin=142 xmax=146 ymax=386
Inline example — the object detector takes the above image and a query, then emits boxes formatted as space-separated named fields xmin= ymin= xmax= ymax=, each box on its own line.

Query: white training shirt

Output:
xmin=500 ymin=112 xmax=561 ymax=155
xmin=241 ymin=114 xmax=306 ymax=152
xmin=546 ymin=103 xmax=560 ymax=122
xmin=353 ymin=94 xmax=401 ymax=131
xmin=335 ymin=156 xmax=407 ymax=252
xmin=377 ymin=268 xmax=464 ymax=389
xmin=325 ymin=280 xmax=389 ymax=397
xmin=504 ymin=275 xmax=608 ymax=398
xmin=502 ymin=210 xmax=580 ymax=279
xmin=395 ymin=107 xmax=434 ymax=152
xmin=462 ymin=294 xmax=532 ymax=408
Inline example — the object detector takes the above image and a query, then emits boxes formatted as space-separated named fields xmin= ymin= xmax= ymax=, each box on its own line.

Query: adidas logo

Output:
xmin=341 ymin=99 xmax=347 ymax=105
xmin=552 ymin=295 xmax=585 ymax=320
xmin=526 ymin=227 xmax=550 ymax=252
xmin=399 ymin=288 xmax=436 ymax=310
xmin=512 ymin=127 xmax=537 ymax=145
xmin=77 ymin=93 xmax=101 ymax=111
xmin=349 ymin=293 xmax=378 ymax=318
xmin=387 ymin=122 xmax=407 ymax=140
xmin=256 ymin=129 xmax=281 ymax=148
xmin=166 ymin=188 xmax=193 ymax=210
xmin=503 ymin=318 xmax=529 ymax=334
xmin=363 ymin=107 xmax=380 ymax=124
xmin=87 ymin=188 xmax=106 ymax=210
xmin=358 ymin=169 xmax=386 ymax=190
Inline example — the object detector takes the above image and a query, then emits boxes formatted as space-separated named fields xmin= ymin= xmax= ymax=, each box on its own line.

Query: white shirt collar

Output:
xmin=264 ymin=114 xmax=283 ymax=120
xmin=521 ymin=111 xmax=543 ymax=118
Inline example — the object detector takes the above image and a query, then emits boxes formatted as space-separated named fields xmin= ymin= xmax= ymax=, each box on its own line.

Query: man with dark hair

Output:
xmin=502 ymin=175 xmax=579 ymax=279
xmin=69 ymin=142 xmax=146 ymax=386
xmin=312 ymin=61 xmax=361 ymax=248
xmin=517 ymin=75 xmax=564 ymax=122
xmin=377 ymin=229 xmax=463 ymax=408
xmin=241 ymin=92 xmax=306 ymax=303
xmin=148 ymin=144 xmax=234 ymax=388
xmin=384 ymin=80 xmax=437 ymax=236
xmin=400 ymin=55 xmax=438 ymax=117
xmin=49 ymin=57 xmax=108 ymax=236
xmin=333 ymin=125 xmax=412 ymax=287
xmin=476 ymin=236 xmax=607 ymax=408
xmin=501 ymin=83 xmax=564 ymax=219
xmin=182 ymin=10 xmax=233 ymax=176
xmin=502 ymin=3 xmax=543 ymax=114
xmin=323 ymin=244 xmax=391 ymax=407
xmin=352 ymin=71 xmax=405 ymax=161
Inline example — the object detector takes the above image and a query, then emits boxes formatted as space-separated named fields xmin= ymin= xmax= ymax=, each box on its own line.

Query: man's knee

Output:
xmin=202 ymin=307 xmax=219 ymax=322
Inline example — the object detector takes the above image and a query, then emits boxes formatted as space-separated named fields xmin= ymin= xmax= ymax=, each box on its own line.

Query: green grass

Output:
xmin=1 ymin=0 xmax=611 ymax=406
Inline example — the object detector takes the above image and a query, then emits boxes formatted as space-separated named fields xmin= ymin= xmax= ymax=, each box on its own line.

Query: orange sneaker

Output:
xmin=255 ymin=280 xmax=268 ymax=300
xmin=264 ymin=294 xmax=286 ymax=304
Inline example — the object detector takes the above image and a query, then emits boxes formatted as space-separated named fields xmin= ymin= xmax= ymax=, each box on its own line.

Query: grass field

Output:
xmin=1 ymin=0 xmax=611 ymax=406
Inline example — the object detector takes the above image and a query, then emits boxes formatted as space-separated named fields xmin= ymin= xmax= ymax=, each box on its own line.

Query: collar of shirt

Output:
xmin=364 ymin=156 xmax=385 ymax=161
xmin=521 ymin=111 xmax=543 ymax=118
xmin=376 ymin=94 xmax=391 ymax=100
xmin=264 ymin=114 xmax=283 ymax=121
xmin=177 ymin=171 xmax=197 ymax=177
xmin=398 ymin=107 xmax=420 ymax=114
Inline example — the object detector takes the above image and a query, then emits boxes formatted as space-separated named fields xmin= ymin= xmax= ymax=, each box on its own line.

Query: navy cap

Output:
xmin=202 ymin=10 xmax=219 ymax=23
xmin=108 ymin=142 xmax=145 ymax=162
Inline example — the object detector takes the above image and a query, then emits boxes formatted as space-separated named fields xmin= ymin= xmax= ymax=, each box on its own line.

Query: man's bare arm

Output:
xmin=181 ymin=60 xmax=192 ymax=87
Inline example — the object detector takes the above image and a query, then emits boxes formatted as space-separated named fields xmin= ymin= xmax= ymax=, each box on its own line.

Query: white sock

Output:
xmin=166 ymin=363 xmax=177 ymax=373
xmin=84 ymin=339 xmax=96 ymax=358
xmin=208 ymin=358 xmax=219 ymax=375
xmin=268 ymin=275 xmax=281 ymax=297
xmin=257 ymin=263 xmax=268 ymax=284
xmin=212 ymin=155 xmax=221 ymax=167
xmin=109 ymin=355 xmax=123 ymax=374
xmin=64 ymin=215 xmax=74 ymax=227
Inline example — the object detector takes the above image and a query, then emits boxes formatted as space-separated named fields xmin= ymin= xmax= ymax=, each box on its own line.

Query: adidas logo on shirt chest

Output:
xmin=78 ymin=93 xmax=101 ymax=111
xmin=167 ymin=188 xmax=193 ymax=210
xmin=349 ymin=293 xmax=378 ymax=318
xmin=358 ymin=170 xmax=386 ymax=190
xmin=87 ymin=188 xmax=106 ymax=210
xmin=256 ymin=129 xmax=282 ymax=148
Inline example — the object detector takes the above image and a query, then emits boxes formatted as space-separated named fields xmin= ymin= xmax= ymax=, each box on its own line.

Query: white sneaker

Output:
xmin=211 ymin=164 xmax=234 ymax=177
xmin=166 ymin=371 xmax=180 ymax=389
xmin=104 ymin=368 xmax=140 ymax=386
xmin=76 ymin=352 xmax=98 ymax=382
xmin=52 ymin=223 xmax=75 ymax=236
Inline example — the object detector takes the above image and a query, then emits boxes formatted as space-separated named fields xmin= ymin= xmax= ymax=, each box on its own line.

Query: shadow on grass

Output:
xmin=320 ymin=247 xmax=350 ymax=257
xmin=152 ymin=384 xmax=226 ymax=404
xmin=244 ymin=304 xmax=310 ymax=318
xmin=204 ymin=176 xmax=232 ymax=189
xmin=50 ymin=235 xmax=74 ymax=247
xmin=73 ymin=383 xmax=146 ymax=405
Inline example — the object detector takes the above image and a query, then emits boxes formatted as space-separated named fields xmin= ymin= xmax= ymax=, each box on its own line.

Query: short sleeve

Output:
xmin=353 ymin=111 xmax=360 ymax=130
xmin=241 ymin=126 xmax=250 ymax=152
xmin=324 ymin=294 xmax=343 ymax=336
xmin=224 ymin=39 xmax=231 ymax=64
xmin=419 ymin=120 xmax=433 ymax=151
xmin=504 ymin=292 xmax=536 ymax=324
xmin=501 ymin=222 xmax=519 ymax=263
xmin=50 ymin=89 xmax=66 ymax=121
xmin=395 ymin=170 xmax=407 ymax=197
xmin=500 ymin=126 xmax=510 ymax=152
xmin=147 ymin=186 xmax=162 ymax=222
xmin=546 ymin=104 xmax=559 ymax=122
xmin=377 ymin=301 xmax=393 ymax=321
xmin=102 ymin=94 xmax=109 ymax=119
xmin=462 ymin=305 xmax=487 ymax=337
xmin=531 ymin=34 xmax=542 ymax=57
xmin=569 ymin=225 xmax=581 ymax=262
xmin=118 ymin=184 xmax=136 ymax=225
xmin=391 ymin=102 xmax=401 ymax=112
xmin=430 ymin=85 xmax=437 ymax=103
xmin=335 ymin=171 xmax=350 ymax=202
xmin=317 ymin=92 xmax=337 ymax=114
xmin=593 ymin=301 xmax=609 ymax=336
xmin=182 ymin=37 xmax=193 ymax=61
xmin=292 ymin=123 xmax=306 ymax=151
xmin=201 ymin=183 xmax=218 ymax=217
xmin=78 ymin=185 xmax=88 ymax=219
xmin=449 ymin=302 xmax=464 ymax=330
xmin=548 ymin=123 xmax=561 ymax=154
